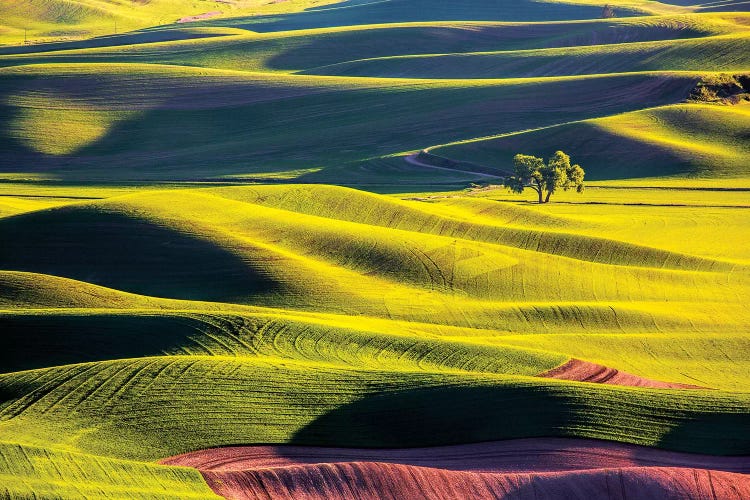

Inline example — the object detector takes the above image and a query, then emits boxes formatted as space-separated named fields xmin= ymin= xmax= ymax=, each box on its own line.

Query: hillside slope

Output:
xmin=1 ymin=0 xmax=749 ymax=498
xmin=432 ymin=103 xmax=750 ymax=179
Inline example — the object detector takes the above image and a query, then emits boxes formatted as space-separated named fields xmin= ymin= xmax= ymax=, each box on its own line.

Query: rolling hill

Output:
xmin=431 ymin=103 xmax=750 ymax=179
xmin=1 ymin=0 xmax=749 ymax=497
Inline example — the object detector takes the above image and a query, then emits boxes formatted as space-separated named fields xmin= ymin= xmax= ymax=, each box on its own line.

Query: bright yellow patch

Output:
xmin=594 ymin=105 xmax=743 ymax=159
xmin=6 ymin=94 xmax=135 ymax=156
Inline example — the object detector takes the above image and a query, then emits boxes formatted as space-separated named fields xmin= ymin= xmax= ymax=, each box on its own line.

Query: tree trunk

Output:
xmin=533 ymin=180 xmax=544 ymax=203
xmin=544 ymin=191 xmax=552 ymax=203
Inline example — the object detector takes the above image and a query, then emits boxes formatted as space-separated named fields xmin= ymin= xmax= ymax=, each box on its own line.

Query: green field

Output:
xmin=1 ymin=0 xmax=749 ymax=497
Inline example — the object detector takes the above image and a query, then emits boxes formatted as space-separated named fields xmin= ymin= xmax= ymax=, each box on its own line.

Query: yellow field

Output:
xmin=1 ymin=0 xmax=749 ymax=497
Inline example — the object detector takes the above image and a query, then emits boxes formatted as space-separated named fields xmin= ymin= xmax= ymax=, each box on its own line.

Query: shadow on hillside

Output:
xmin=289 ymin=382 xmax=574 ymax=448
xmin=194 ymin=0 xmax=634 ymax=33
xmin=434 ymin=122 xmax=700 ymax=181
xmin=288 ymin=382 xmax=750 ymax=454
xmin=0 ymin=207 xmax=282 ymax=301
xmin=0 ymin=313 xmax=231 ymax=374
xmin=0 ymin=29 xmax=230 ymax=57
xmin=264 ymin=21 xmax=708 ymax=74
xmin=658 ymin=411 xmax=750 ymax=456
xmin=0 ymin=70 xmax=699 ymax=183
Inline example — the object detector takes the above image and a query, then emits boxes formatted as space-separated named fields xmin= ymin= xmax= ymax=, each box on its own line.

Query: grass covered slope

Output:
xmin=0 ymin=0 xmax=694 ymax=47
xmin=2 ymin=15 xmax=738 ymax=70
xmin=0 ymin=11 xmax=746 ymax=185
xmin=431 ymin=103 xmax=750 ymax=179
xmin=0 ymin=0 xmax=345 ymax=45
xmin=0 ymin=354 xmax=748 ymax=462
xmin=2 ymin=187 xmax=747 ymax=310
xmin=1 ymin=189 xmax=749 ymax=496
xmin=0 ymin=441 xmax=219 ymax=499
xmin=1 ymin=0 xmax=749 ymax=497
xmin=0 ymin=183 xmax=748 ymax=378
xmin=304 ymin=31 xmax=750 ymax=78
xmin=201 ymin=0 xmax=651 ymax=34
xmin=0 ymin=63 xmax=700 ymax=180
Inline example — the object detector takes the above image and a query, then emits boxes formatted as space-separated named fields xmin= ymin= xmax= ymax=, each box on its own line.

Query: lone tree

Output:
xmin=601 ymin=4 xmax=616 ymax=18
xmin=504 ymin=151 xmax=585 ymax=203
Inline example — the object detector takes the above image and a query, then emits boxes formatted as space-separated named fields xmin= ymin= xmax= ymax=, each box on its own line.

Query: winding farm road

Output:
xmin=404 ymin=153 xmax=504 ymax=180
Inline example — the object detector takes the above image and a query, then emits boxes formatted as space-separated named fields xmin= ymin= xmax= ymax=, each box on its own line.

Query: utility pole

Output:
xmin=114 ymin=20 xmax=117 ymax=35
xmin=24 ymin=27 xmax=27 ymax=44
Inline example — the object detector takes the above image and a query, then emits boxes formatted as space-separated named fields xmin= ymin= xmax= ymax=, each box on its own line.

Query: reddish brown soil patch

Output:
xmin=162 ymin=440 xmax=750 ymax=499
xmin=538 ymin=358 xmax=707 ymax=389
xmin=177 ymin=11 xmax=222 ymax=23
xmin=203 ymin=463 xmax=750 ymax=499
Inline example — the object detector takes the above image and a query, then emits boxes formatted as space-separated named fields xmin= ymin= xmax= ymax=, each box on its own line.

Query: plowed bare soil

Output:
xmin=539 ymin=358 xmax=707 ymax=389
xmin=162 ymin=439 xmax=750 ymax=499
xmin=202 ymin=463 xmax=750 ymax=499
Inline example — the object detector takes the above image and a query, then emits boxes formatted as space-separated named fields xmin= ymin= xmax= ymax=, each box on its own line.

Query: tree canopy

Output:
xmin=504 ymin=151 xmax=584 ymax=203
